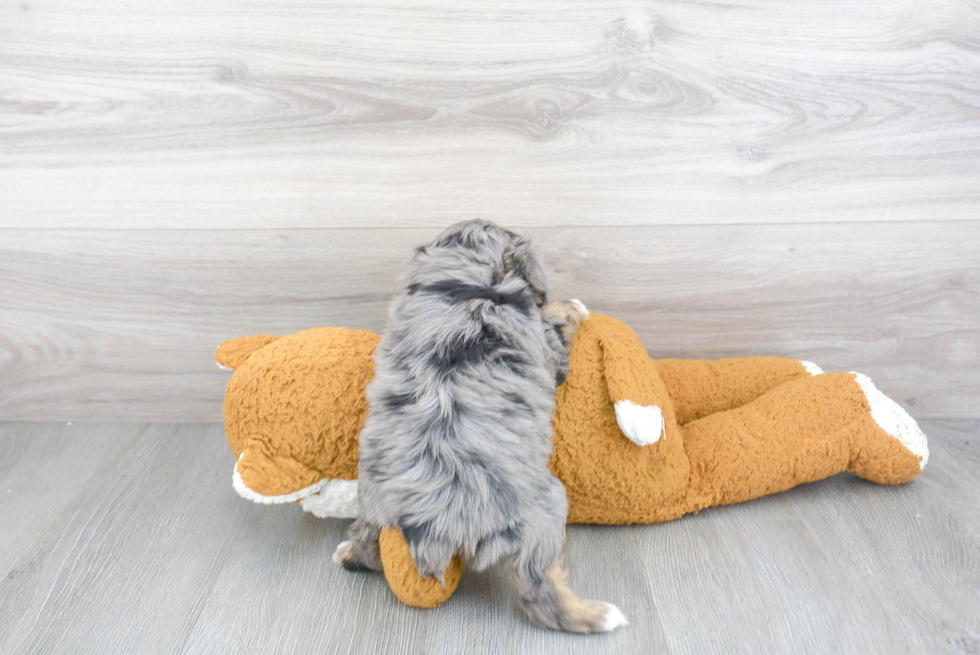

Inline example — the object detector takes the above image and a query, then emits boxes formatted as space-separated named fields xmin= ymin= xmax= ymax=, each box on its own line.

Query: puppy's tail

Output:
xmin=510 ymin=554 xmax=627 ymax=634
xmin=215 ymin=334 xmax=281 ymax=371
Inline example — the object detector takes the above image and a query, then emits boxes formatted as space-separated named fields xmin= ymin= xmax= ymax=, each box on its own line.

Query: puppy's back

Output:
xmin=357 ymin=221 xmax=566 ymax=577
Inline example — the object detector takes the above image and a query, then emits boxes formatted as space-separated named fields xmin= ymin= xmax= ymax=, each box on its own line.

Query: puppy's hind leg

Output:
xmin=334 ymin=517 xmax=383 ymax=573
xmin=508 ymin=533 xmax=627 ymax=633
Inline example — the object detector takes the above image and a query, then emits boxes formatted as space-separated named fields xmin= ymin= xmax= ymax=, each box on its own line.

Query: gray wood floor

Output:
xmin=1 ymin=420 xmax=977 ymax=654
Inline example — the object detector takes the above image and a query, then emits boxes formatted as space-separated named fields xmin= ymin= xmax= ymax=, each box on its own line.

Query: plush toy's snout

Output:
xmin=220 ymin=327 xmax=378 ymax=501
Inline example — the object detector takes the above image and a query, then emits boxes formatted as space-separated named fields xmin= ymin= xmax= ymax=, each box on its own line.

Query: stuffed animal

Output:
xmin=217 ymin=312 xmax=928 ymax=608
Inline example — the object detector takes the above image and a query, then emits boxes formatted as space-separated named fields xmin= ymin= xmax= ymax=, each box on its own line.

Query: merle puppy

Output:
xmin=333 ymin=219 xmax=626 ymax=633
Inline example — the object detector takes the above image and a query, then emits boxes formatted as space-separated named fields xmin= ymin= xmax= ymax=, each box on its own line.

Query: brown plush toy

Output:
xmin=217 ymin=312 xmax=928 ymax=608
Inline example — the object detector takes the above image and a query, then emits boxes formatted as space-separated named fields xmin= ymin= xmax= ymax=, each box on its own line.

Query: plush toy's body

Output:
xmin=217 ymin=313 xmax=928 ymax=608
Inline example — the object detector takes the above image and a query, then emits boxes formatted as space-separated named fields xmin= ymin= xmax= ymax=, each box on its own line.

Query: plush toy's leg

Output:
xmin=656 ymin=357 xmax=821 ymax=426
xmin=675 ymin=372 xmax=927 ymax=516
xmin=333 ymin=517 xmax=383 ymax=572
xmin=848 ymin=373 xmax=929 ymax=482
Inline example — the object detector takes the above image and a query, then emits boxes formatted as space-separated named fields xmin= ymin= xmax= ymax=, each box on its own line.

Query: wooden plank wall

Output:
xmin=1 ymin=0 xmax=978 ymax=420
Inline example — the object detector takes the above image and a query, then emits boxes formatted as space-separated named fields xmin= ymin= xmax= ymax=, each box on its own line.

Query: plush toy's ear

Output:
xmin=597 ymin=326 xmax=674 ymax=448
xmin=215 ymin=335 xmax=281 ymax=370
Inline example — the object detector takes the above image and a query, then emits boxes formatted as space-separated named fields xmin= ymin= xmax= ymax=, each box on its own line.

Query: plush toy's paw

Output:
xmin=852 ymin=373 xmax=929 ymax=470
xmin=614 ymin=400 xmax=666 ymax=446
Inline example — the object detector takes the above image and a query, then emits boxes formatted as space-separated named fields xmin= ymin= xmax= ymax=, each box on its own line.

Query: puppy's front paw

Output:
xmin=542 ymin=299 xmax=589 ymax=330
xmin=567 ymin=299 xmax=589 ymax=323
xmin=334 ymin=540 xmax=375 ymax=572
xmin=333 ymin=540 xmax=354 ymax=566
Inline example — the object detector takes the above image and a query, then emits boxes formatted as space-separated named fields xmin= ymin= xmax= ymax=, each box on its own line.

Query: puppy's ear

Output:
xmin=503 ymin=238 xmax=549 ymax=306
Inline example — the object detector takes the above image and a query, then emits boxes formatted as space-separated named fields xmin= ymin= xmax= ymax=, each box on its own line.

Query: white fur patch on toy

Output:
xmin=800 ymin=360 xmax=824 ymax=375
xmin=232 ymin=454 xmax=360 ymax=516
xmin=299 ymin=480 xmax=360 ymax=519
xmin=233 ymin=467 xmax=324 ymax=505
xmin=852 ymin=373 xmax=930 ymax=470
xmin=614 ymin=400 xmax=665 ymax=446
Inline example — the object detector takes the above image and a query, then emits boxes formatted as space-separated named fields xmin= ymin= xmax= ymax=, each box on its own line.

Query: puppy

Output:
xmin=334 ymin=219 xmax=626 ymax=633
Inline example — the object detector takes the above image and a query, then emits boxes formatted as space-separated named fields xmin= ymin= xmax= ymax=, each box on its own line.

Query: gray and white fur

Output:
xmin=334 ymin=219 xmax=626 ymax=633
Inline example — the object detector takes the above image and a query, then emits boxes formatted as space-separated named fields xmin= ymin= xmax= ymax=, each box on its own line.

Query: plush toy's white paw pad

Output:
xmin=800 ymin=360 xmax=824 ymax=375
xmin=299 ymin=479 xmax=360 ymax=519
xmin=852 ymin=373 xmax=930 ymax=470
xmin=333 ymin=541 xmax=353 ymax=566
xmin=569 ymin=299 xmax=590 ymax=320
xmin=599 ymin=603 xmax=628 ymax=631
xmin=614 ymin=401 xmax=665 ymax=446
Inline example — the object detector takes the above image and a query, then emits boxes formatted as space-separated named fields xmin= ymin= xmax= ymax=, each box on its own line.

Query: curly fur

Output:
xmin=337 ymin=220 xmax=624 ymax=633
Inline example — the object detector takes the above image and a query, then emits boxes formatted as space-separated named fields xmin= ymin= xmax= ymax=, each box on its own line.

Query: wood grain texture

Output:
xmin=1 ymin=0 xmax=979 ymax=228
xmin=2 ymin=223 xmax=978 ymax=421
xmin=0 ymin=420 xmax=977 ymax=654
xmin=0 ymin=422 xmax=128 ymax=578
